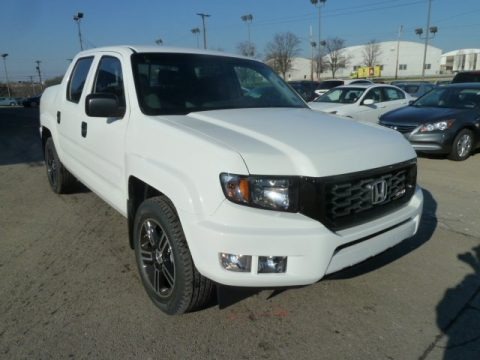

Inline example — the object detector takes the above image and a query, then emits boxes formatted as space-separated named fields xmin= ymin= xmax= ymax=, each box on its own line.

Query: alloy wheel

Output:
xmin=457 ymin=134 xmax=472 ymax=158
xmin=46 ymin=146 xmax=58 ymax=187
xmin=138 ymin=219 xmax=176 ymax=297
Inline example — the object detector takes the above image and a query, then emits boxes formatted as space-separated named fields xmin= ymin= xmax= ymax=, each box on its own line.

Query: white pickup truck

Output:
xmin=40 ymin=46 xmax=423 ymax=315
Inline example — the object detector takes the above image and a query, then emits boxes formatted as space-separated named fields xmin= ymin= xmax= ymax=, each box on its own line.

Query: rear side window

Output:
xmin=383 ymin=88 xmax=405 ymax=101
xmin=67 ymin=57 xmax=94 ymax=103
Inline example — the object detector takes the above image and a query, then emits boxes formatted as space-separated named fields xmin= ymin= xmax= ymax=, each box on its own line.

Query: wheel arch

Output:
xmin=127 ymin=176 xmax=167 ymax=249
xmin=40 ymin=126 xmax=53 ymax=157
xmin=455 ymin=125 xmax=478 ymax=144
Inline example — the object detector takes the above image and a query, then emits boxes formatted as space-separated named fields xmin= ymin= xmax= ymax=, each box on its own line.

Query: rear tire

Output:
xmin=44 ymin=138 xmax=76 ymax=193
xmin=449 ymin=129 xmax=474 ymax=161
xmin=133 ymin=196 xmax=214 ymax=315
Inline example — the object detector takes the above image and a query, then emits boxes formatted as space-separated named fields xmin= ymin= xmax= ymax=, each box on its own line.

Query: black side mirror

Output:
xmin=408 ymin=100 xmax=415 ymax=105
xmin=85 ymin=93 xmax=125 ymax=118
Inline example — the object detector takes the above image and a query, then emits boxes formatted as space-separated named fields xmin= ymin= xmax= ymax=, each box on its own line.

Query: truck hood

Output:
xmin=308 ymin=102 xmax=348 ymax=113
xmin=165 ymin=108 xmax=416 ymax=177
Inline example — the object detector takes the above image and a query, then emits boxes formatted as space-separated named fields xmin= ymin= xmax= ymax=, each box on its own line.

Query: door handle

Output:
xmin=57 ymin=111 xmax=61 ymax=124
xmin=81 ymin=122 xmax=87 ymax=138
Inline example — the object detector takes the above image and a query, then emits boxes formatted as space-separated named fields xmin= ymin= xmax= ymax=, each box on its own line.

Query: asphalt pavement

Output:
xmin=1 ymin=107 xmax=479 ymax=359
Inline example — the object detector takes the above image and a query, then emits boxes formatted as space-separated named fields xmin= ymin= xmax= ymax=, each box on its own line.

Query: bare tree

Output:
xmin=265 ymin=32 xmax=301 ymax=79
xmin=323 ymin=37 xmax=349 ymax=78
xmin=362 ymin=39 xmax=382 ymax=67
xmin=314 ymin=50 xmax=327 ymax=79
xmin=237 ymin=41 xmax=256 ymax=58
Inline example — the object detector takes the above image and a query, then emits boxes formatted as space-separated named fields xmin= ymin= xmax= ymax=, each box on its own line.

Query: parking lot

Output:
xmin=1 ymin=107 xmax=479 ymax=359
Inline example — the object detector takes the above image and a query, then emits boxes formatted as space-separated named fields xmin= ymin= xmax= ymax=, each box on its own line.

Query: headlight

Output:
xmin=219 ymin=173 xmax=298 ymax=211
xmin=418 ymin=119 xmax=455 ymax=133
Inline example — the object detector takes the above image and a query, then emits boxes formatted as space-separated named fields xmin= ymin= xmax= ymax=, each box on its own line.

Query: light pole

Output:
xmin=394 ymin=25 xmax=403 ymax=80
xmin=241 ymin=14 xmax=253 ymax=44
xmin=73 ymin=12 xmax=84 ymax=51
xmin=155 ymin=38 xmax=163 ymax=46
xmin=29 ymin=76 xmax=35 ymax=96
xmin=310 ymin=0 xmax=326 ymax=79
xmin=241 ymin=14 xmax=254 ymax=57
xmin=196 ymin=13 xmax=210 ymax=49
xmin=191 ymin=28 xmax=200 ymax=48
xmin=35 ymin=60 xmax=43 ymax=89
xmin=415 ymin=0 xmax=437 ymax=78
xmin=1 ymin=53 xmax=11 ymax=98
xmin=310 ymin=41 xmax=316 ymax=81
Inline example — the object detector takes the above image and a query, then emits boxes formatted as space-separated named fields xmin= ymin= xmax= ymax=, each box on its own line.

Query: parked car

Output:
xmin=435 ymin=80 xmax=451 ymax=86
xmin=451 ymin=71 xmax=480 ymax=84
xmin=395 ymin=82 xmax=436 ymax=99
xmin=22 ymin=95 xmax=41 ymax=107
xmin=288 ymin=80 xmax=320 ymax=101
xmin=379 ymin=83 xmax=480 ymax=161
xmin=0 ymin=97 xmax=17 ymax=106
xmin=314 ymin=79 xmax=373 ymax=97
xmin=308 ymin=84 xmax=413 ymax=123
xmin=40 ymin=45 xmax=423 ymax=315
xmin=391 ymin=80 xmax=430 ymax=86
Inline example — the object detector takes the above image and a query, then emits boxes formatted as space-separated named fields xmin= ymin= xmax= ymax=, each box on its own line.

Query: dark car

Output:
xmin=288 ymin=80 xmax=320 ymax=101
xmin=22 ymin=95 xmax=41 ymax=107
xmin=451 ymin=71 xmax=480 ymax=83
xmin=379 ymin=83 xmax=480 ymax=161
xmin=395 ymin=82 xmax=436 ymax=99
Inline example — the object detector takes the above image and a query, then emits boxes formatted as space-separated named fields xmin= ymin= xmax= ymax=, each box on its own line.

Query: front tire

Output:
xmin=133 ymin=196 xmax=214 ymax=315
xmin=449 ymin=129 xmax=474 ymax=161
xmin=44 ymin=138 xmax=76 ymax=193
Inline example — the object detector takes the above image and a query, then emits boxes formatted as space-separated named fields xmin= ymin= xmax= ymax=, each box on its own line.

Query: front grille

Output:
xmin=298 ymin=160 xmax=417 ymax=231
xmin=380 ymin=123 xmax=417 ymax=134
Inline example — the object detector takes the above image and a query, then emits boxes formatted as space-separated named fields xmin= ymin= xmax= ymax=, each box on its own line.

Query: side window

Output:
xmin=67 ymin=57 xmax=94 ymax=103
xmin=384 ymin=88 xmax=405 ymax=101
xmin=364 ymin=88 xmax=383 ymax=103
xmin=93 ymin=56 xmax=125 ymax=107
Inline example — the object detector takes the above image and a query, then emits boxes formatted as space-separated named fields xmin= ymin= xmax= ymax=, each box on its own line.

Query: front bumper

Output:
xmin=180 ymin=186 xmax=423 ymax=287
xmin=406 ymin=131 xmax=455 ymax=154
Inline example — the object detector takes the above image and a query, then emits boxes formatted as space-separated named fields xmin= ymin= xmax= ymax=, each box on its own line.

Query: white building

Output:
xmin=440 ymin=49 xmax=480 ymax=73
xmin=286 ymin=40 xmax=442 ymax=80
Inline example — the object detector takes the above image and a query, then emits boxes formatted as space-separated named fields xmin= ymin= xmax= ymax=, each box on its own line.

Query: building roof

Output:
xmin=442 ymin=49 xmax=480 ymax=57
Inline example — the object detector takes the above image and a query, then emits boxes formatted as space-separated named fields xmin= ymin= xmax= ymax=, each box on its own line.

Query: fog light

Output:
xmin=258 ymin=256 xmax=287 ymax=273
xmin=220 ymin=253 xmax=252 ymax=272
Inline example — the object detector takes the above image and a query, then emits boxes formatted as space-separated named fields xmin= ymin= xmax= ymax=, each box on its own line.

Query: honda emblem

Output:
xmin=369 ymin=180 xmax=388 ymax=205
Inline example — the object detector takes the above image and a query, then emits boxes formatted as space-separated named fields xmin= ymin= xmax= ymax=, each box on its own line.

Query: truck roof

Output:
xmin=74 ymin=45 xmax=258 ymax=62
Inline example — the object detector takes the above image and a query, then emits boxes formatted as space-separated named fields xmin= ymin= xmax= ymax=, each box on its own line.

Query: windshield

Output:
xmin=313 ymin=87 xmax=366 ymax=104
xmin=413 ymin=86 xmax=480 ymax=109
xmin=131 ymin=53 xmax=306 ymax=115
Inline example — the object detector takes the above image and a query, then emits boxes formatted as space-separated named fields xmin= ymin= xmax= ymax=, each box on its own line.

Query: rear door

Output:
xmin=57 ymin=56 xmax=95 ymax=176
